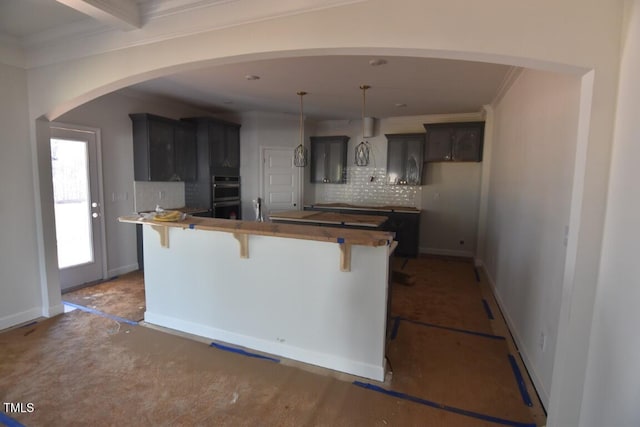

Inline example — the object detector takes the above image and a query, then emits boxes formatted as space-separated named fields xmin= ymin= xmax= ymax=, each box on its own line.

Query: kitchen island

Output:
xmin=119 ymin=215 xmax=396 ymax=381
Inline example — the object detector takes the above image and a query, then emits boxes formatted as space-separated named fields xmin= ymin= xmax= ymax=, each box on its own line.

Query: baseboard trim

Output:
xmin=419 ymin=247 xmax=475 ymax=258
xmin=45 ymin=303 xmax=64 ymax=317
xmin=144 ymin=311 xmax=385 ymax=381
xmin=475 ymin=261 xmax=550 ymax=408
xmin=0 ymin=307 xmax=42 ymax=331
xmin=107 ymin=263 xmax=139 ymax=278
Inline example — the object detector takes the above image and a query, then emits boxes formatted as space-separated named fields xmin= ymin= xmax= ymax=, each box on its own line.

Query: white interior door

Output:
xmin=262 ymin=147 xmax=301 ymax=219
xmin=50 ymin=125 xmax=105 ymax=290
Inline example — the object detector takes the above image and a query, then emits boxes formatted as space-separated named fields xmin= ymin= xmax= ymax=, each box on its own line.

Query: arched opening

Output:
xmin=33 ymin=46 xmax=593 ymax=423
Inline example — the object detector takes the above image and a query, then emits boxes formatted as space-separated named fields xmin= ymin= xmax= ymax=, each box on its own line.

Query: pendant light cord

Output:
xmin=299 ymin=92 xmax=304 ymax=146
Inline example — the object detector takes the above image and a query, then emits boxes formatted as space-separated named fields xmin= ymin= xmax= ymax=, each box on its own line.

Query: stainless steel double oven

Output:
xmin=212 ymin=176 xmax=241 ymax=219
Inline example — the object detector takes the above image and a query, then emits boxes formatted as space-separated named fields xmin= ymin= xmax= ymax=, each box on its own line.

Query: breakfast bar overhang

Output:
xmin=119 ymin=216 xmax=396 ymax=381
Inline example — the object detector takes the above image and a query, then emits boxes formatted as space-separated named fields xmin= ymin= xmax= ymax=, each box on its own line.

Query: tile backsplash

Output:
xmin=314 ymin=167 xmax=421 ymax=207
xmin=133 ymin=181 xmax=185 ymax=212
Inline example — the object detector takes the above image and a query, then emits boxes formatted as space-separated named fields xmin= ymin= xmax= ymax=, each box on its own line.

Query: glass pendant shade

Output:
xmin=355 ymin=85 xmax=371 ymax=167
xmin=355 ymin=141 xmax=370 ymax=166
xmin=294 ymin=144 xmax=308 ymax=167
xmin=294 ymin=91 xmax=307 ymax=167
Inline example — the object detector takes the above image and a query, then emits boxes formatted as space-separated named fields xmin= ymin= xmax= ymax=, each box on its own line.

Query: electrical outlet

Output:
xmin=539 ymin=332 xmax=547 ymax=352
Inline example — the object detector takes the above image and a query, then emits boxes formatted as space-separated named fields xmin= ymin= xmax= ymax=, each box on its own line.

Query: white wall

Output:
xmin=481 ymin=69 xmax=581 ymax=406
xmin=239 ymin=111 xmax=301 ymax=220
xmin=57 ymin=90 xmax=218 ymax=277
xmin=580 ymin=2 xmax=640 ymax=426
xmin=0 ymin=63 xmax=43 ymax=329
xmin=310 ymin=113 xmax=483 ymax=257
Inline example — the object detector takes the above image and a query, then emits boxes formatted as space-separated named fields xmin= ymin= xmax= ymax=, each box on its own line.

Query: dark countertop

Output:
xmin=304 ymin=203 xmax=420 ymax=214
xmin=269 ymin=210 xmax=388 ymax=228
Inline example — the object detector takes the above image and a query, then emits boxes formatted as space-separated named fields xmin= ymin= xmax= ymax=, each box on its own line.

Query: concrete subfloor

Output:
xmin=0 ymin=256 xmax=546 ymax=426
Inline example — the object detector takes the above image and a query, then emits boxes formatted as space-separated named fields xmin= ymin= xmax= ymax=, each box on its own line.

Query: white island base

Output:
xmin=127 ymin=217 xmax=395 ymax=381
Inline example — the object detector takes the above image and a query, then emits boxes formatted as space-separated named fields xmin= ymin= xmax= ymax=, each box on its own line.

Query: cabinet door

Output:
xmin=174 ymin=123 xmax=197 ymax=182
xmin=386 ymin=139 xmax=406 ymax=184
xmin=386 ymin=133 xmax=425 ymax=185
xmin=310 ymin=136 xmax=348 ymax=183
xmin=388 ymin=212 xmax=420 ymax=258
xmin=224 ymin=125 xmax=240 ymax=173
xmin=148 ymin=118 xmax=175 ymax=181
xmin=452 ymin=124 xmax=484 ymax=161
xmin=327 ymin=139 xmax=346 ymax=183
xmin=208 ymin=121 xmax=226 ymax=175
xmin=424 ymin=126 xmax=453 ymax=162
xmin=310 ymin=140 xmax=327 ymax=183
xmin=404 ymin=135 xmax=424 ymax=185
xmin=210 ymin=123 xmax=240 ymax=176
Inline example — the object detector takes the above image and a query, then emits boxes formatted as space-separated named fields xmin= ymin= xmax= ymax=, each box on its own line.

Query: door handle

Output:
xmin=293 ymin=203 xmax=297 ymax=207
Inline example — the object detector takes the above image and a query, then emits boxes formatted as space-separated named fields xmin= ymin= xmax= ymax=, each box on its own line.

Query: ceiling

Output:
xmin=0 ymin=0 xmax=513 ymax=120
xmin=131 ymin=56 xmax=512 ymax=120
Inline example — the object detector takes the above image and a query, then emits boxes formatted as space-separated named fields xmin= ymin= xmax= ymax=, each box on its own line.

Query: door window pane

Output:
xmin=50 ymin=138 xmax=94 ymax=269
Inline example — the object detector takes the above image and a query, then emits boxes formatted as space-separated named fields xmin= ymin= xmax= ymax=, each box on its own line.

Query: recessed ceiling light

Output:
xmin=244 ymin=74 xmax=260 ymax=80
xmin=395 ymin=103 xmax=407 ymax=108
xmin=369 ymin=58 xmax=388 ymax=66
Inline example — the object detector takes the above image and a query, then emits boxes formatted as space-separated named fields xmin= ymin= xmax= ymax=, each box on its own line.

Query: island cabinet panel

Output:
xmin=424 ymin=121 xmax=485 ymax=162
xmin=310 ymin=135 xmax=349 ymax=183
xmin=386 ymin=133 xmax=425 ymax=185
xmin=121 ymin=215 xmax=393 ymax=381
xmin=387 ymin=212 xmax=420 ymax=258
xmin=130 ymin=113 xmax=197 ymax=182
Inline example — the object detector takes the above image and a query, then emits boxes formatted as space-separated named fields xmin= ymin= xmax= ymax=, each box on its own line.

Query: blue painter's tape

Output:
xmin=62 ymin=301 xmax=138 ymax=326
xmin=0 ymin=412 xmax=27 ymax=427
xmin=508 ymin=355 xmax=533 ymax=407
xmin=337 ymin=237 xmax=345 ymax=244
xmin=398 ymin=317 xmax=505 ymax=341
xmin=390 ymin=316 xmax=401 ymax=340
xmin=210 ymin=342 xmax=280 ymax=363
xmin=352 ymin=381 xmax=535 ymax=427
xmin=482 ymin=299 xmax=495 ymax=320
xmin=189 ymin=223 xmax=196 ymax=229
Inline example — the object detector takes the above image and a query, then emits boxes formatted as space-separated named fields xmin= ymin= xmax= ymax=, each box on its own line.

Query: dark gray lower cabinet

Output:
xmin=303 ymin=206 xmax=420 ymax=257
xmin=386 ymin=212 xmax=420 ymax=258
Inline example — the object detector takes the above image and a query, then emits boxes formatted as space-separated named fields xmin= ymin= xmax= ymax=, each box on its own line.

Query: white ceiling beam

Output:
xmin=55 ymin=0 xmax=141 ymax=30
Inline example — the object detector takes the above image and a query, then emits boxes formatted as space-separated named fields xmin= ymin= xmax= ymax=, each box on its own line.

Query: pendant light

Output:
xmin=293 ymin=91 xmax=308 ymax=167
xmin=355 ymin=85 xmax=371 ymax=166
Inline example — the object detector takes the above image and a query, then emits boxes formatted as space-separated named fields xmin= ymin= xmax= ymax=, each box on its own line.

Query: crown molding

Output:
xmin=22 ymin=0 xmax=367 ymax=69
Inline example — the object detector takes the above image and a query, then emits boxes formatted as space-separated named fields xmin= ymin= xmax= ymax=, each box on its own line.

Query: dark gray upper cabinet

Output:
xmin=181 ymin=116 xmax=241 ymax=209
xmin=423 ymin=122 xmax=485 ymax=162
xmin=310 ymin=135 xmax=349 ymax=183
xmin=130 ymin=113 xmax=197 ymax=182
xmin=208 ymin=120 xmax=240 ymax=176
xmin=385 ymin=133 xmax=425 ymax=185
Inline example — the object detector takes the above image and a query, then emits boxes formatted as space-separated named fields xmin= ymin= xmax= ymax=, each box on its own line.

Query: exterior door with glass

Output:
xmin=50 ymin=125 xmax=105 ymax=290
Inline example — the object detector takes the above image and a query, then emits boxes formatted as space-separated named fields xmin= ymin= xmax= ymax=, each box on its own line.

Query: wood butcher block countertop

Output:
xmin=269 ymin=210 xmax=388 ymax=228
xmin=304 ymin=203 xmax=420 ymax=213
xmin=119 ymin=215 xmax=394 ymax=247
